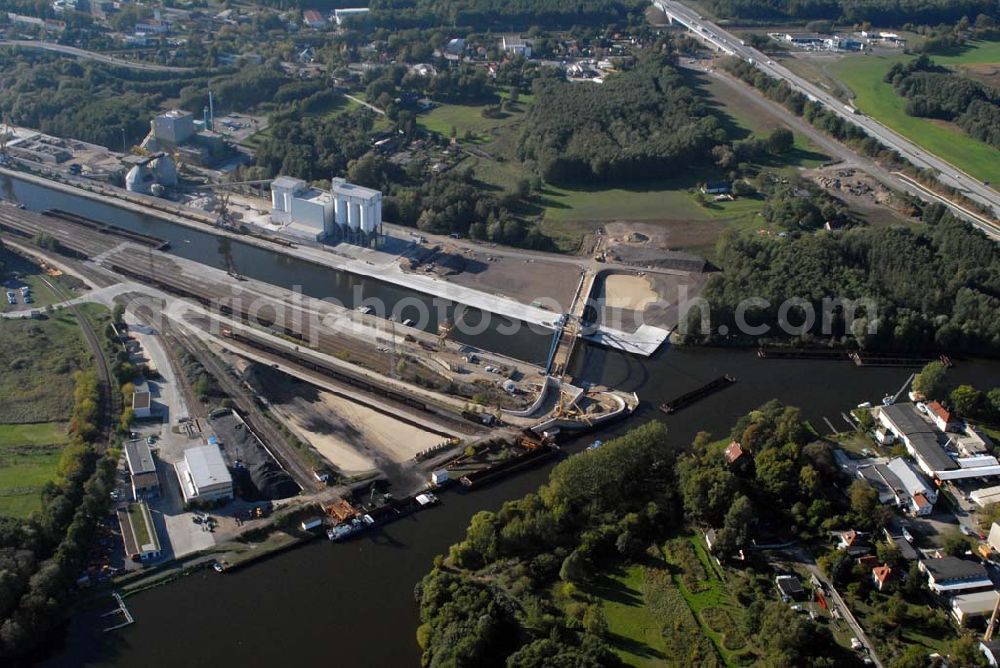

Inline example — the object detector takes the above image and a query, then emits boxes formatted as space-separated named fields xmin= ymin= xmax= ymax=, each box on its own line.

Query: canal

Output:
xmin=10 ymin=173 xmax=999 ymax=667
xmin=44 ymin=344 xmax=1000 ymax=668
xmin=0 ymin=174 xmax=552 ymax=365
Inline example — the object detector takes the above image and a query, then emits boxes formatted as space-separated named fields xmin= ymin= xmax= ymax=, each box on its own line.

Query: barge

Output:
xmin=659 ymin=375 xmax=737 ymax=415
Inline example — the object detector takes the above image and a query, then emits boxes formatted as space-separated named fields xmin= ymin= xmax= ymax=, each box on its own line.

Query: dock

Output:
xmin=459 ymin=444 xmax=560 ymax=488
xmin=101 ymin=592 xmax=134 ymax=632
xmin=659 ymin=375 xmax=737 ymax=414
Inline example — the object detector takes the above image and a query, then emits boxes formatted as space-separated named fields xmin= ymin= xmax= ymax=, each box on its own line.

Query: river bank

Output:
xmin=41 ymin=345 xmax=1000 ymax=668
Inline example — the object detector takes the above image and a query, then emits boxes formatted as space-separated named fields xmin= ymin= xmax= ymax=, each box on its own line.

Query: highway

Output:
xmin=0 ymin=39 xmax=193 ymax=72
xmin=652 ymin=0 xmax=1000 ymax=231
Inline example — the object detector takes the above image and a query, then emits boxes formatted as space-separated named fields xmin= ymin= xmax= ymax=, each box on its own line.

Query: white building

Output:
xmin=152 ymin=110 xmax=195 ymax=145
xmin=501 ymin=35 xmax=532 ymax=59
xmin=174 ymin=444 xmax=233 ymax=504
xmin=334 ymin=7 xmax=369 ymax=25
xmin=270 ymin=175 xmax=382 ymax=243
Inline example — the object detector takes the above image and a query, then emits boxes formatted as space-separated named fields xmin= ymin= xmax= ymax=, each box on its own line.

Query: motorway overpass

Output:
xmin=653 ymin=0 xmax=1000 ymax=234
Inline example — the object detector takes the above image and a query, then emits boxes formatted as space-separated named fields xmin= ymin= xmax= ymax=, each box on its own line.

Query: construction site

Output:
xmin=0 ymin=197 xmax=638 ymax=526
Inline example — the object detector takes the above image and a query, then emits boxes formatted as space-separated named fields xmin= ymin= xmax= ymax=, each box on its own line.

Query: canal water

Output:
xmin=0 ymin=175 xmax=552 ymax=365
xmin=10 ymin=174 xmax=999 ymax=667
xmin=43 ymin=344 xmax=999 ymax=668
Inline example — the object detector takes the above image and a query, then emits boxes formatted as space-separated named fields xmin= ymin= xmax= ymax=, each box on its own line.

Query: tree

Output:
xmin=950 ymin=384 xmax=984 ymax=418
xmin=767 ymin=127 xmax=794 ymax=154
xmin=715 ymin=495 xmax=753 ymax=554
xmin=559 ymin=550 xmax=589 ymax=584
xmin=948 ymin=635 xmax=989 ymax=667
xmin=941 ymin=531 xmax=972 ymax=557
xmin=913 ymin=361 xmax=949 ymax=400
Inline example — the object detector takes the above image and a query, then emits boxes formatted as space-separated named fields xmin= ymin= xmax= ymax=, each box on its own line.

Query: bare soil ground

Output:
xmin=602 ymin=274 xmax=659 ymax=311
xmin=259 ymin=370 xmax=446 ymax=477
xmin=807 ymin=166 xmax=915 ymax=226
xmin=405 ymin=243 xmax=580 ymax=308
xmin=602 ymin=221 xmax=719 ymax=263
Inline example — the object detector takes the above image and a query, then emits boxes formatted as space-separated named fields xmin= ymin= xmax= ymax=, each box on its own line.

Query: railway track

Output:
xmin=41 ymin=275 xmax=121 ymax=451
xmin=168 ymin=325 xmax=321 ymax=493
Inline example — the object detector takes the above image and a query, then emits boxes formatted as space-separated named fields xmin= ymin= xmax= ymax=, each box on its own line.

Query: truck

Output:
xmin=844 ymin=103 xmax=859 ymax=114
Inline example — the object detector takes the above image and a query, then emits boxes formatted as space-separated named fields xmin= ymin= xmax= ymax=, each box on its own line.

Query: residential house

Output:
xmin=927 ymin=401 xmax=956 ymax=432
xmin=836 ymin=530 xmax=871 ymax=556
xmin=872 ymin=564 xmax=894 ymax=591
xmin=723 ymin=441 xmax=747 ymax=465
xmin=775 ymin=574 xmax=805 ymax=601
xmin=501 ymin=35 xmax=532 ymax=59
xmin=302 ymin=9 xmax=326 ymax=28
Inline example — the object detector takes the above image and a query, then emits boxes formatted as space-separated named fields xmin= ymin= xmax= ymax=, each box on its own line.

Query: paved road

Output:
xmin=777 ymin=547 xmax=884 ymax=667
xmin=0 ymin=39 xmax=193 ymax=72
xmin=653 ymin=0 xmax=1000 ymax=231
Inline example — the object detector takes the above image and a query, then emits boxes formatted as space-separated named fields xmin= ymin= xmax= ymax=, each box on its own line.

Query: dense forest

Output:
xmin=517 ymin=54 xmax=725 ymax=183
xmin=367 ymin=0 xmax=646 ymax=31
xmin=0 ymin=50 xmax=296 ymax=151
xmin=686 ymin=204 xmax=1000 ymax=354
xmin=885 ymin=55 xmax=1000 ymax=149
xmin=700 ymin=0 xmax=997 ymax=24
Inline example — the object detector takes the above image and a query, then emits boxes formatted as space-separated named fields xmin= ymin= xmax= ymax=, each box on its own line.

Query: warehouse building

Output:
xmin=124 ymin=439 xmax=159 ymax=500
xmin=174 ymin=444 xmax=233 ymax=504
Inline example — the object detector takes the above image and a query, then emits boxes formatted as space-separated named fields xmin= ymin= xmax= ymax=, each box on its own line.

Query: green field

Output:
xmin=0 ymin=422 xmax=69 ymax=517
xmin=0 ymin=249 xmax=81 ymax=313
xmin=417 ymin=95 xmax=530 ymax=142
xmin=587 ymin=564 xmax=670 ymax=667
xmin=828 ymin=41 xmax=1000 ymax=186
xmin=0 ymin=307 xmax=94 ymax=423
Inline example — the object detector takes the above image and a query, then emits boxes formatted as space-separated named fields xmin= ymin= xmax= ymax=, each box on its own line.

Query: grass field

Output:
xmin=0 ymin=249 xmax=81 ymax=313
xmin=417 ymin=95 xmax=529 ymax=143
xmin=0 ymin=307 xmax=94 ymax=424
xmin=587 ymin=564 xmax=670 ymax=667
xmin=0 ymin=422 xmax=69 ymax=517
xmin=827 ymin=41 xmax=1000 ymax=185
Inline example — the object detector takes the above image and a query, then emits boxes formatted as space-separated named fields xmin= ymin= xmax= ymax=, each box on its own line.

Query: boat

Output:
xmin=587 ymin=439 xmax=603 ymax=451
xmin=402 ymin=318 xmax=415 ymax=327
xmin=211 ymin=561 xmax=225 ymax=573
xmin=327 ymin=515 xmax=374 ymax=541
xmin=357 ymin=305 xmax=374 ymax=315
xmin=415 ymin=492 xmax=438 ymax=507
xmin=659 ymin=375 xmax=737 ymax=415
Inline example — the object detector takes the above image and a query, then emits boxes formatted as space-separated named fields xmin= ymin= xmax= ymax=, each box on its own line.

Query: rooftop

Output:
xmin=124 ymin=439 xmax=156 ymax=475
xmin=184 ymin=444 xmax=231 ymax=490
xmin=927 ymin=400 xmax=953 ymax=423
xmin=880 ymin=403 xmax=934 ymax=435
xmin=132 ymin=390 xmax=151 ymax=410
xmin=922 ymin=557 xmax=989 ymax=582
xmin=909 ymin=432 xmax=958 ymax=471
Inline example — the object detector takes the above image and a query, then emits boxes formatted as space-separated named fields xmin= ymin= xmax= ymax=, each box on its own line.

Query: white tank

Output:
xmin=125 ymin=165 xmax=152 ymax=194
xmin=151 ymin=155 xmax=177 ymax=186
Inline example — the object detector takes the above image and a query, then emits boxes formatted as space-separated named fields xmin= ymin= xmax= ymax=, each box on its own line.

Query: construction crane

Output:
xmin=985 ymin=594 xmax=1000 ymax=642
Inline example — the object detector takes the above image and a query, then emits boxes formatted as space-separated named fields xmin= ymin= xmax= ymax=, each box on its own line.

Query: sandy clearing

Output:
xmin=602 ymin=274 xmax=659 ymax=311
xmin=277 ymin=390 xmax=446 ymax=474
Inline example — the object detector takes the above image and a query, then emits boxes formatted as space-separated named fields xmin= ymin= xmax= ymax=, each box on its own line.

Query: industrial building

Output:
xmin=270 ymin=175 xmax=382 ymax=244
xmin=919 ymin=557 xmax=993 ymax=595
xmin=174 ymin=444 xmax=233 ymax=505
xmin=152 ymin=110 xmax=195 ymax=145
xmin=141 ymin=108 xmax=231 ymax=167
xmin=875 ymin=403 xmax=1000 ymax=481
xmin=124 ymin=153 xmax=178 ymax=195
xmin=951 ymin=590 xmax=1000 ymax=625
xmin=118 ymin=501 xmax=162 ymax=562
xmin=856 ymin=457 xmax=936 ymax=516
xmin=124 ymin=439 xmax=159 ymax=500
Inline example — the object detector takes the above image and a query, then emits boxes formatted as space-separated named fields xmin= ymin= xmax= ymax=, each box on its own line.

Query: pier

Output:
xmin=101 ymin=592 xmax=134 ymax=632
